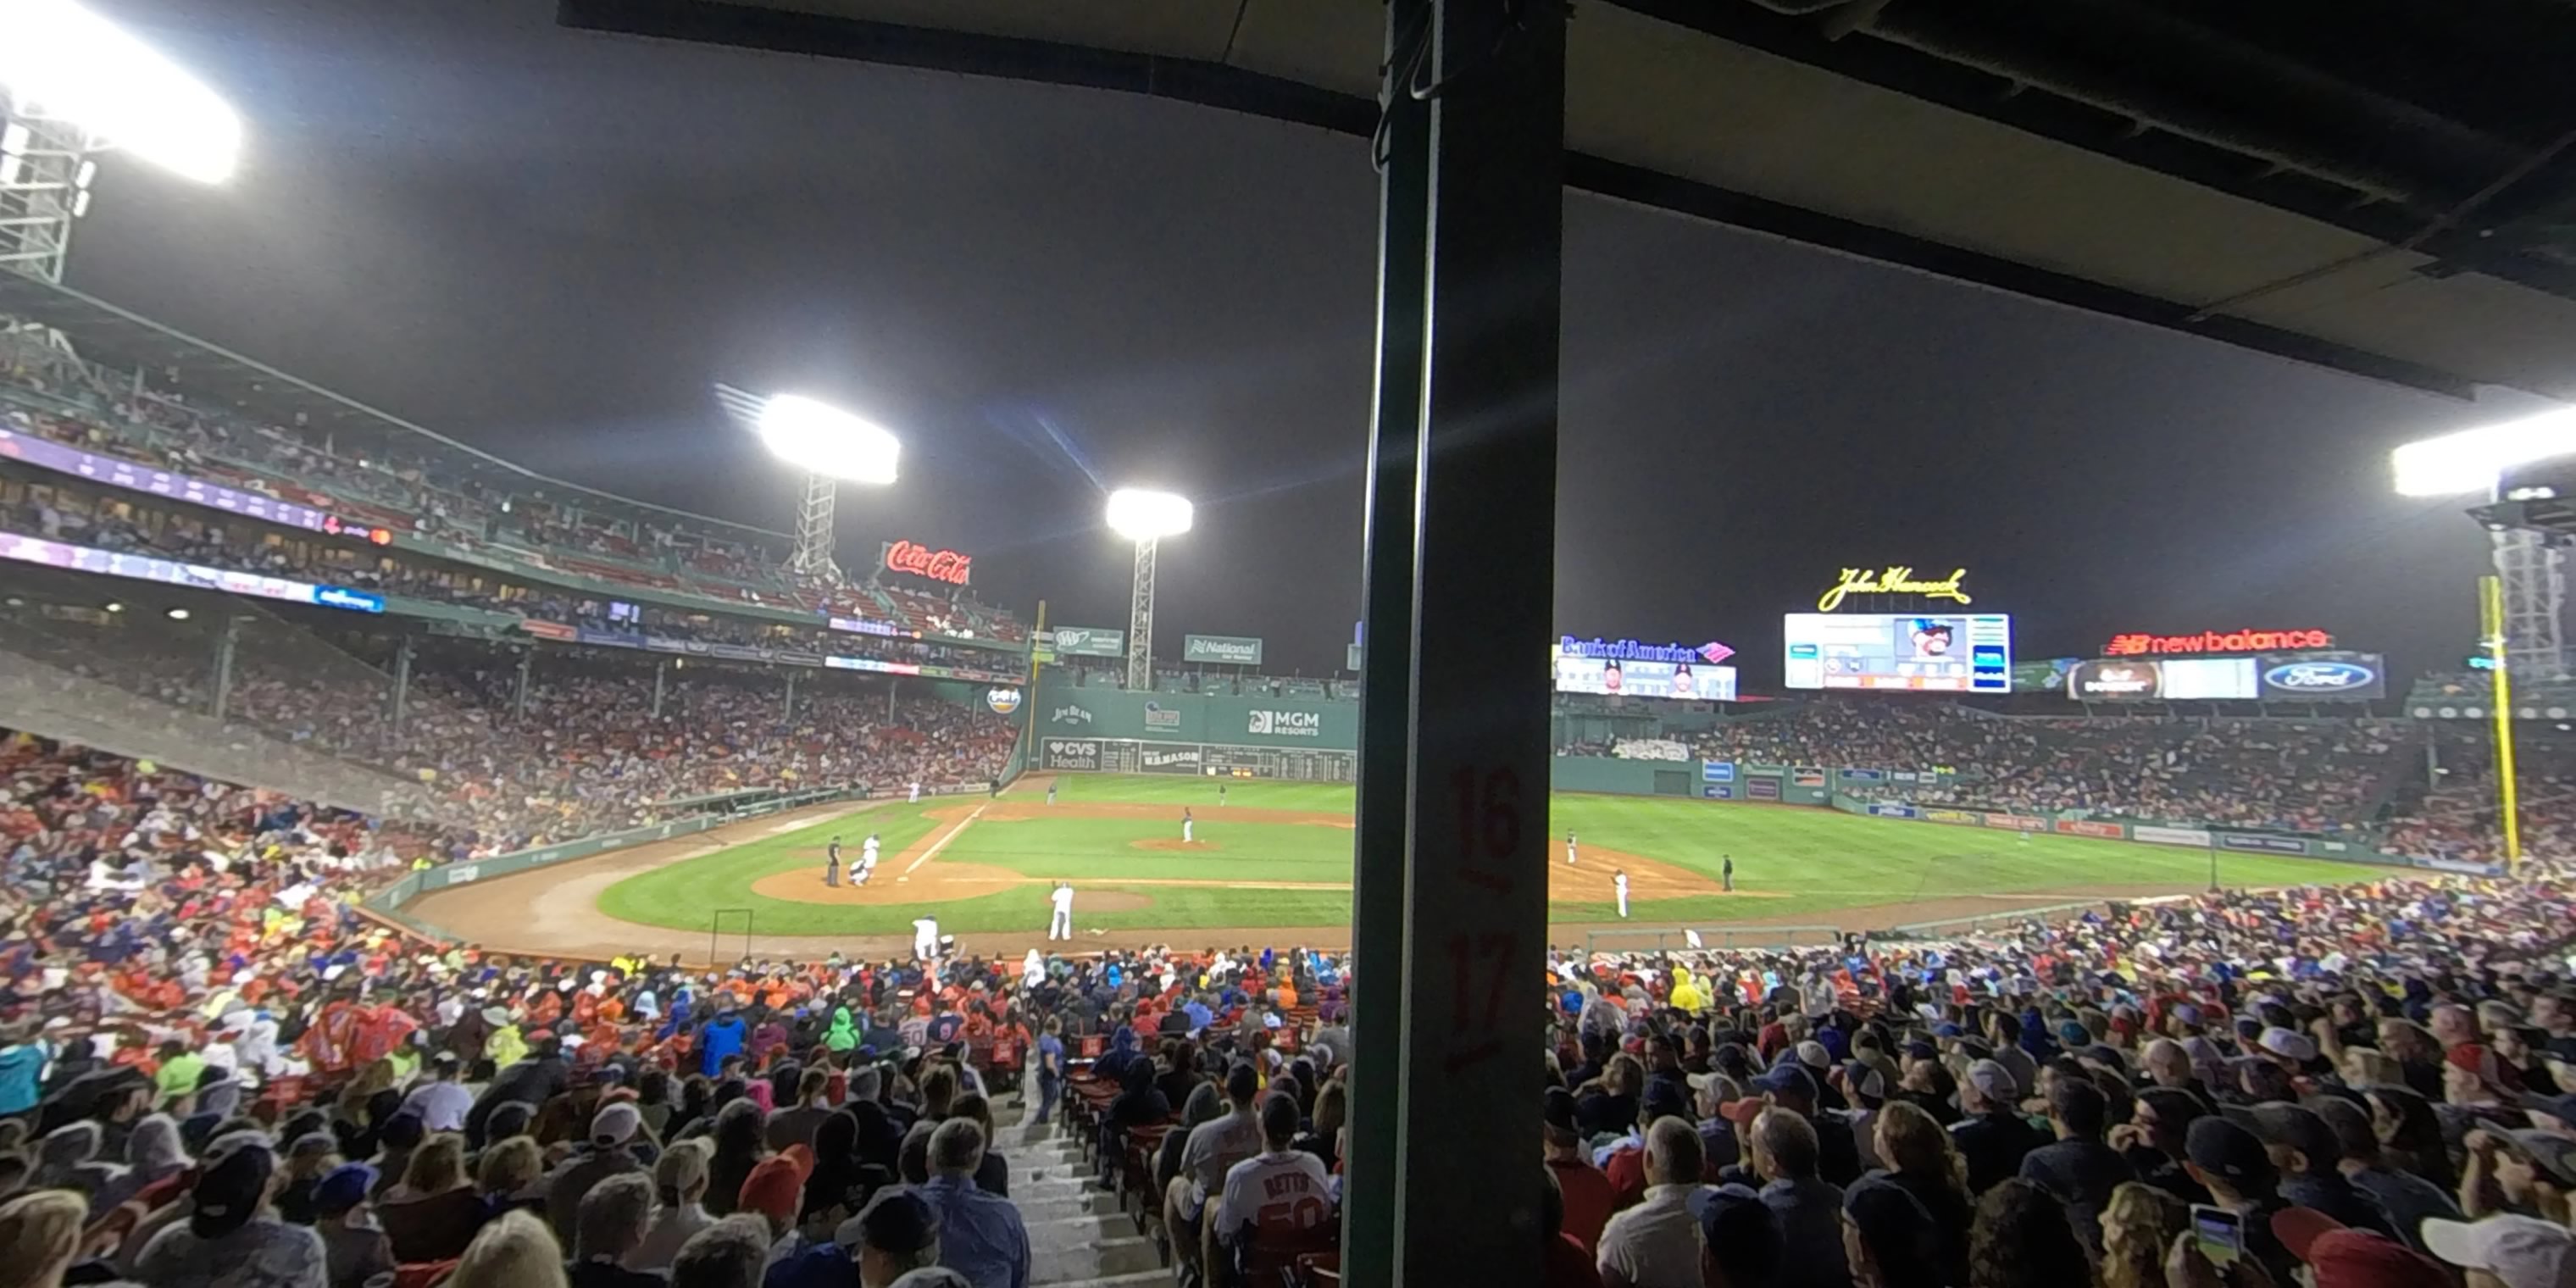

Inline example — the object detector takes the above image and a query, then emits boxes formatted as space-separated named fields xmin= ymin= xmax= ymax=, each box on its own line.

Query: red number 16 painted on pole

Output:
xmin=1450 ymin=764 xmax=1522 ymax=894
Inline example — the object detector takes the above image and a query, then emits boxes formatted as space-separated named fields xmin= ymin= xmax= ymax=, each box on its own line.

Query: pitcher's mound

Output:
xmin=1131 ymin=838 xmax=1221 ymax=852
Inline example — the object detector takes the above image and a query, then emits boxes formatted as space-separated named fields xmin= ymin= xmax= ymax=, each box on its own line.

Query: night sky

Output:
xmin=64 ymin=0 xmax=2554 ymax=686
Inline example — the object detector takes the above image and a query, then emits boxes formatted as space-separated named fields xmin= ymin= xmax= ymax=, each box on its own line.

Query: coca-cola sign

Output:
xmin=881 ymin=540 xmax=973 ymax=585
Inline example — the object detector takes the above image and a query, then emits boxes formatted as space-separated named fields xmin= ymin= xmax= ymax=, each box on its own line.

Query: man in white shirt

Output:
xmin=400 ymin=1052 xmax=474 ymax=1132
xmin=1211 ymin=1093 xmax=1332 ymax=1284
xmin=858 ymin=834 xmax=881 ymax=886
xmin=1047 ymin=883 xmax=1075 ymax=941
xmin=908 ymin=781 xmax=921 ymax=803
xmin=1597 ymin=1118 xmax=1707 ymax=1288
xmin=912 ymin=915 xmax=940 ymax=963
xmin=1615 ymin=869 xmax=1631 ymax=919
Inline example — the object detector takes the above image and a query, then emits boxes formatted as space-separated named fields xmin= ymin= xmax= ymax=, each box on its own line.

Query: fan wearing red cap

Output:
xmin=2268 ymin=1207 xmax=2448 ymax=1288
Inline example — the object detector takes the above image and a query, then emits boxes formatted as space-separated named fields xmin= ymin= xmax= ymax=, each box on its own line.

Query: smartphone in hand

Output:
xmin=2191 ymin=1204 xmax=2245 ymax=1266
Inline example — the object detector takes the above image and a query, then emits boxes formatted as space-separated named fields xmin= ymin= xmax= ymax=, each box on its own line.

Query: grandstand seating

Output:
xmin=0 ymin=341 xmax=1030 ymax=647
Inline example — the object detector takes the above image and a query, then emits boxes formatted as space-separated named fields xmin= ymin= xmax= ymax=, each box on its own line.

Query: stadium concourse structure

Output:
xmin=555 ymin=3 xmax=2576 ymax=1284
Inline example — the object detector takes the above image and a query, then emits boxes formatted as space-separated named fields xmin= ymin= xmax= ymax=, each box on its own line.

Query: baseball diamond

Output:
xmin=399 ymin=770 xmax=2375 ymax=962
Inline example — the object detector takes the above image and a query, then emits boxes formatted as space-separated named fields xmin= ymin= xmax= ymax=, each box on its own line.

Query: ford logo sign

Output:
xmin=2264 ymin=661 xmax=2373 ymax=692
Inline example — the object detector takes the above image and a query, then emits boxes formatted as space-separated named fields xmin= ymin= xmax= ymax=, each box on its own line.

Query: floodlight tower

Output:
xmin=0 ymin=0 xmax=242 ymax=285
xmin=1105 ymin=489 xmax=1192 ymax=691
xmin=2392 ymin=408 xmax=2576 ymax=679
xmin=749 ymin=392 xmax=900 ymax=579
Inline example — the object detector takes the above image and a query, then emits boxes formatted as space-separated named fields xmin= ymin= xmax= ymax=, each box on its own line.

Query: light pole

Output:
xmin=2392 ymin=408 xmax=2576 ymax=876
xmin=742 ymin=391 xmax=900 ymax=580
xmin=1105 ymin=488 xmax=1192 ymax=691
xmin=0 ymin=0 xmax=242 ymax=285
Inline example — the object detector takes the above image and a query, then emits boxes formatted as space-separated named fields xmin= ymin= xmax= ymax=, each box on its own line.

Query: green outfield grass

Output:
xmin=591 ymin=774 xmax=2379 ymax=937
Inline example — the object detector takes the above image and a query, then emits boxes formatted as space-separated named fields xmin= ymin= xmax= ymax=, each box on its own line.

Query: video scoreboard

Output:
xmin=1783 ymin=613 xmax=2012 ymax=693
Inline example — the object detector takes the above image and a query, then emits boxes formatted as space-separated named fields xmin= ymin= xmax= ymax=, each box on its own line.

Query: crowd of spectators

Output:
xmin=0 ymin=485 xmax=1013 ymax=681
xmin=1692 ymin=702 xmax=2410 ymax=838
xmin=0 ymin=603 xmax=1013 ymax=857
xmin=0 ymin=347 xmax=1025 ymax=647
xmin=10 ymin=716 xmax=2576 ymax=1288
xmin=2381 ymin=732 xmax=2576 ymax=868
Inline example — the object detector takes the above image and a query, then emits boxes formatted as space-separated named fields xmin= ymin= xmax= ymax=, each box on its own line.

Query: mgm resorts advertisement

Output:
xmin=2066 ymin=650 xmax=2386 ymax=702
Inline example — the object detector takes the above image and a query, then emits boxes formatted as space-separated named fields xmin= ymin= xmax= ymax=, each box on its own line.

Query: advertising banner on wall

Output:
xmin=2068 ymin=652 xmax=2385 ymax=702
xmin=1043 ymin=738 xmax=1102 ymax=771
xmin=2254 ymin=652 xmax=2386 ymax=702
xmin=1552 ymin=651 xmax=1738 ymax=700
xmin=2133 ymin=825 xmax=2213 ymax=847
xmin=1139 ymin=744 xmax=1204 ymax=773
xmin=0 ymin=530 xmax=388 ymax=615
xmin=2220 ymin=832 xmax=2311 ymax=854
xmin=1049 ymin=626 xmax=1126 ymax=658
xmin=2054 ymin=819 xmax=2124 ymax=839
xmin=1183 ymin=634 xmax=1264 ymax=665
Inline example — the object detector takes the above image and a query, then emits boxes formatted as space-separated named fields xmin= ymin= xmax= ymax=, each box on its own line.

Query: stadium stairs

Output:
xmin=995 ymin=1101 xmax=1169 ymax=1288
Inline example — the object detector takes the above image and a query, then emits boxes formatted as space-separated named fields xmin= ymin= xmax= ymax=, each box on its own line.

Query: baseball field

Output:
xmin=402 ymin=772 xmax=2379 ymax=960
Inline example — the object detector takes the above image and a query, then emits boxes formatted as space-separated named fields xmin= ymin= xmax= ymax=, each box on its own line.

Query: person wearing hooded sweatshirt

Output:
xmin=826 ymin=1009 xmax=860 ymax=1055
xmin=701 ymin=1009 xmax=749 ymax=1080
xmin=1098 ymin=1058 xmax=1170 ymax=1185
xmin=1092 ymin=1027 xmax=1142 ymax=1088
xmin=133 ymin=1141 xmax=328 ymax=1288
xmin=95 ymin=1113 xmax=192 ymax=1213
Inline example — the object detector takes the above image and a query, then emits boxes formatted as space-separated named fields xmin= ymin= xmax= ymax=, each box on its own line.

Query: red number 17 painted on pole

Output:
xmin=1446 ymin=932 xmax=1518 ymax=1034
xmin=1450 ymin=765 xmax=1522 ymax=894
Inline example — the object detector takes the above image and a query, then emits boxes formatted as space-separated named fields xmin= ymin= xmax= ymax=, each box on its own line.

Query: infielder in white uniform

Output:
xmin=1047 ymin=881 xmax=1074 ymax=941
xmin=1182 ymin=808 xmax=1194 ymax=844
xmin=1614 ymin=869 xmax=1629 ymax=919
xmin=858 ymin=833 xmax=881 ymax=885
xmin=908 ymin=781 xmax=921 ymax=804
xmin=912 ymin=914 xmax=940 ymax=961
xmin=1566 ymin=832 xmax=1579 ymax=866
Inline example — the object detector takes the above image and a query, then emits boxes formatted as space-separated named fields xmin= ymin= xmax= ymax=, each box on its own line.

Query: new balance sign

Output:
xmin=1247 ymin=709 xmax=1322 ymax=737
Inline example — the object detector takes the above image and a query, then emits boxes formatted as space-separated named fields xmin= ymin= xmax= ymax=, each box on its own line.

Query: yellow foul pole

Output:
xmin=2481 ymin=575 xmax=2523 ymax=873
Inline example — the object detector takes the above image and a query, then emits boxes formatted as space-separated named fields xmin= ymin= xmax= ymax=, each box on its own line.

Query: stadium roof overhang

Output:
xmin=0 ymin=273 xmax=791 ymax=544
xmin=558 ymin=0 xmax=2576 ymax=401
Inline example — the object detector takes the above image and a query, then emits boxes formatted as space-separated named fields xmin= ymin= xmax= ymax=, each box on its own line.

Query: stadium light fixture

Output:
xmin=755 ymin=394 xmax=900 ymax=486
xmin=0 ymin=0 xmax=243 ymax=184
xmin=164 ymin=606 xmax=187 ymax=620
xmin=2391 ymin=407 xmax=2576 ymax=497
xmin=1106 ymin=488 xmax=1193 ymax=691
xmin=1105 ymin=488 xmax=1194 ymax=541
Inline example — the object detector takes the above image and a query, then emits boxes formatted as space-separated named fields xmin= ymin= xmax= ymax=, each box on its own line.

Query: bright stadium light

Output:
xmin=2391 ymin=407 xmax=2576 ymax=497
xmin=1107 ymin=488 xmax=1192 ymax=690
xmin=730 ymin=390 xmax=901 ymax=580
xmin=756 ymin=394 xmax=900 ymax=486
xmin=1105 ymin=488 xmax=1193 ymax=541
xmin=0 ymin=0 xmax=243 ymax=184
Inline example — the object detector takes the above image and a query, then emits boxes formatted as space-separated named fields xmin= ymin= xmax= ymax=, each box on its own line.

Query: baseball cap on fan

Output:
xmin=2422 ymin=1215 xmax=2576 ymax=1288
